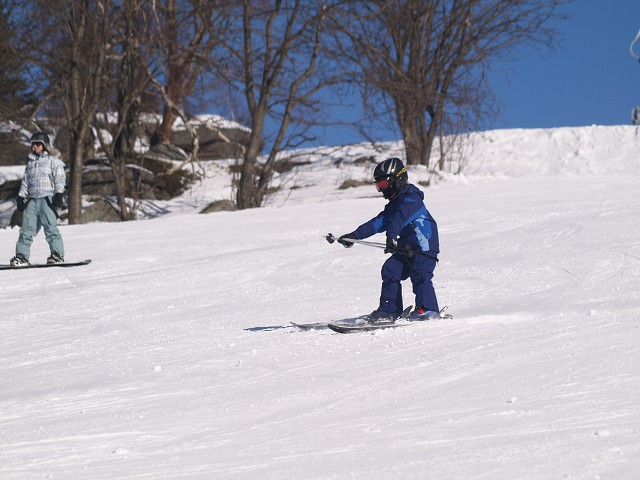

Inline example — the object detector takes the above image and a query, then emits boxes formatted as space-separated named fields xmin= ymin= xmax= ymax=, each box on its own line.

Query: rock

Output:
xmin=81 ymin=199 xmax=121 ymax=223
xmin=200 ymin=199 xmax=236 ymax=214
xmin=0 ymin=179 xmax=21 ymax=201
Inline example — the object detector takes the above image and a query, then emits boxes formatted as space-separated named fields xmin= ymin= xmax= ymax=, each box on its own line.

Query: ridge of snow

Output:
xmin=0 ymin=124 xmax=639 ymax=479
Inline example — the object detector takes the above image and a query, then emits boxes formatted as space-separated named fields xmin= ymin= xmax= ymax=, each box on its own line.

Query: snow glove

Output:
xmin=16 ymin=196 xmax=28 ymax=212
xmin=384 ymin=236 xmax=397 ymax=254
xmin=53 ymin=192 xmax=64 ymax=209
xmin=338 ymin=233 xmax=356 ymax=248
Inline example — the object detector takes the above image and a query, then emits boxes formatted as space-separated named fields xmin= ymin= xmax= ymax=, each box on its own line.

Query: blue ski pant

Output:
xmin=16 ymin=196 xmax=64 ymax=261
xmin=378 ymin=253 xmax=439 ymax=315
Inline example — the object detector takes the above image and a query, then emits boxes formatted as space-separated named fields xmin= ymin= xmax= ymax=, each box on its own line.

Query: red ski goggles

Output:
xmin=375 ymin=177 xmax=391 ymax=192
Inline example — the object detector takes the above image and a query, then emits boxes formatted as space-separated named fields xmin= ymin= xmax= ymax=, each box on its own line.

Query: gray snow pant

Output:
xmin=16 ymin=196 xmax=64 ymax=261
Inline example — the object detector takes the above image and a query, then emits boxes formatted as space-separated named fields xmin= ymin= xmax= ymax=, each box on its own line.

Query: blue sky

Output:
xmin=490 ymin=0 xmax=640 ymax=131
xmin=314 ymin=0 xmax=640 ymax=146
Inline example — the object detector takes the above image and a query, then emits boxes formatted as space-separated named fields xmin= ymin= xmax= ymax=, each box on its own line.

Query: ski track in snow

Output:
xmin=1 ymin=126 xmax=640 ymax=479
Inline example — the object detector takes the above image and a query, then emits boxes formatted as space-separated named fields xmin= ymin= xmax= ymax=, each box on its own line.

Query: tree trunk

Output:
xmin=395 ymin=99 xmax=436 ymax=167
xmin=67 ymin=131 xmax=86 ymax=224
xmin=67 ymin=36 xmax=87 ymax=225
xmin=236 ymin=127 xmax=263 ymax=209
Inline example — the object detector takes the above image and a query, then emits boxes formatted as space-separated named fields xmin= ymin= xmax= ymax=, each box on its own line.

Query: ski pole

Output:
xmin=325 ymin=233 xmax=385 ymax=249
xmin=325 ymin=233 xmax=438 ymax=262
xmin=326 ymin=232 xmax=408 ymax=254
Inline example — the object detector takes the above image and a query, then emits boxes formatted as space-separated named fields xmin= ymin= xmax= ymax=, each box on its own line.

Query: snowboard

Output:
xmin=291 ymin=306 xmax=413 ymax=332
xmin=0 ymin=259 xmax=92 ymax=270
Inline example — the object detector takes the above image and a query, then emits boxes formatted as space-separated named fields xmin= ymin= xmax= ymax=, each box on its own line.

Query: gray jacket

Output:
xmin=19 ymin=151 xmax=66 ymax=199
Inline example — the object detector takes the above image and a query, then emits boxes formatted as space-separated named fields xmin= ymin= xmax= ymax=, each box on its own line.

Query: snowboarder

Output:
xmin=9 ymin=132 xmax=66 ymax=266
xmin=337 ymin=158 xmax=440 ymax=321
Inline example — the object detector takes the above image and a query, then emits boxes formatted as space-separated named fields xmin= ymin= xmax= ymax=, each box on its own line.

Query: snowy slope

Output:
xmin=0 ymin=126 xmax=639 ymax=479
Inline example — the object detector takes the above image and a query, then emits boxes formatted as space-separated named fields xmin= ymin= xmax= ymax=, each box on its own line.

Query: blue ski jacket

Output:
xmin=352 ymin=184 xmax=439 ymax=257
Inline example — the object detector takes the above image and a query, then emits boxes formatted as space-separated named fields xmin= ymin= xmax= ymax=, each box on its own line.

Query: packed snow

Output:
xmin=0 ymin=125 xmax=639 ymax=479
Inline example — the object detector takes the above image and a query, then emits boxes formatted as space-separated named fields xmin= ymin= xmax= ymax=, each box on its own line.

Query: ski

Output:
xmin=291 ymin=307 xmax=413 ymax=331
xmin=327 ymin=321 xmax=407 ymax=334
xmin=0 ymin=259 xmax=92 ymax=270
xmin=290 ymin=321 xmax=331 ymax=331
xmin=328 ymin=306 xmax=451 ymax=334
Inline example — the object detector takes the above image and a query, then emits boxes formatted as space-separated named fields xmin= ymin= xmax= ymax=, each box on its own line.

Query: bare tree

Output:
xmin=227 ymin=0 xmax=333 ymax=209
xmin=19 ymin=0 xmax=116 ymax=223
xmin=328 ymin=0 xmax=570 ymax=168
xmin=87 ymin=0 xmax=223 ymax=220
xmin=93 ymin=0 xmax=156 ymax=221
xmin=149 ymin=0 xmax=227 ymax=145
xmin=61 ymin=1 xmax=114 ymax=223
xmin=18 ymin=0 xmax=227 ymax=222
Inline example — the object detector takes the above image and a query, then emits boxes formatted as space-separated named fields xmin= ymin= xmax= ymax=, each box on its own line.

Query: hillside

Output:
xmin=0 ymin=125 xmax=639 ymax=479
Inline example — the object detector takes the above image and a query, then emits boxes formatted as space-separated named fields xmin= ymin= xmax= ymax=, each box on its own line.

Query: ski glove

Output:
xmin=16 ymin=196 xmax=28 ymax=212
xmin=384 ymin=236 xmax=398 ymax=254
xmin=338 ymin=233 xmax=356 ymax=248
xmin=53 ymin=193 xmax=64 ymax=209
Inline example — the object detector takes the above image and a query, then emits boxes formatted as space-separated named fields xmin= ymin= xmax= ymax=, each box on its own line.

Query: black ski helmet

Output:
xmin=30 ymin=132 xmax=51 ymax=148
xmin=373 ymin=157 xmax=408 ymax=199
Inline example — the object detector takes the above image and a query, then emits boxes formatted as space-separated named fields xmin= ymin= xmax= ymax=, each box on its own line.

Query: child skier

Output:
xmin=337 ymin=158 xmax=440 ymax=321
xmin=10 ymin=132 xmax=66 ymax=266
